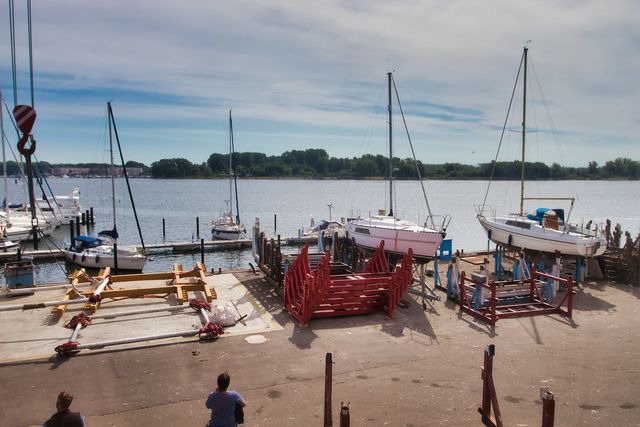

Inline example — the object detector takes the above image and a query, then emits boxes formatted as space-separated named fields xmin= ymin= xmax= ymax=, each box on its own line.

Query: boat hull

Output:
xmin=346 ymin=216 xmax=443 ymax=259
xmin=64 ymin=247 xmax=146 ymax=271
xmin=477 ymin=214 xmax=606 ymax=257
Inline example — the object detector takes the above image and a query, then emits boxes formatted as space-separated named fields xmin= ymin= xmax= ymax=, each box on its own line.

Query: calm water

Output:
xmin=3 ymin=177 xmax=639 ymax=283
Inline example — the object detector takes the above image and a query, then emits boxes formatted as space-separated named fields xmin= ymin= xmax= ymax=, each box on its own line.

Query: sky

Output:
xmin=0 ymin=0 xmax=638 ymax=167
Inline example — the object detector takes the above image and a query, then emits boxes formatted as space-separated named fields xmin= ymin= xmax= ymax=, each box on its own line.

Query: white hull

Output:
xmin=36 ymin=188 xmax=82 ymax=221
xmin=64 ymin=245 xmax=146 ymax=271
xmin=211 ymin=214 xmax=243 ymax=241
xmin=0 ymin=239 xmax=18 ymax=252
xmin=347 ymin=215 xmax=443 ymax=259
xmin=478 ymin=214 xmax=606 ymax=257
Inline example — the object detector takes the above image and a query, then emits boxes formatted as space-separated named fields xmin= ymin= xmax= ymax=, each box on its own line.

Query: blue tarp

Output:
xmin=527 ymin=208 xmax=565 ymax=224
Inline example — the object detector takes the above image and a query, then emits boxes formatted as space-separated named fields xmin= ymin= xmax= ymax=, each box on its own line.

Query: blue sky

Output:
xmin=0 ymin=1 xmax=638 ymax=167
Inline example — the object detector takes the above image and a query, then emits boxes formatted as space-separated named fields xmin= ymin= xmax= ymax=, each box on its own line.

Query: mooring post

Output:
xmin=196 ymin=217 xmax=200 ymax=238
xmin=90 ymin=207 xmax=94 ymax=225
xmin=274 ymin=213 xmax=277 ymax=234
xmin=162 ymin=218 xmax=166 ymax=238
xmin=113 ymin=242 xmax=119 ymax=275
xmin=541 ymin=388 xmax=555 ymax=427
xmin=75 ymin=215 xmax=81 ymax=237
xmin=81 ymin=212 xmax=86 ymax=226
xmin=200 ymin=238 xmax=205 ymax=264
xmin=85 ymin=210 xmax=90 ymax=225
xmin=339 ymin=402 xmax=350 ymax=427
xmin=324 ymin=352 xmax=333 ymax=426
xmin=69 ymin=220 xmax=75 ymax=243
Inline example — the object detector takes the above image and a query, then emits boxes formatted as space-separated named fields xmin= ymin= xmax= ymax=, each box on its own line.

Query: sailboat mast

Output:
xmin=388 ymin=72 xmax=393 ymax=217
xmin=0 ymin=88 xmax=8 ymax=217
xmin=519 ymin=47 xmax=528 ymax=216
xmin=108 ymin=102 xmax=117 ymax=241
xmin=228 ymin=110 xmax=234 ymax=217
xmin=231 ymin=114 xmax=240 ymax=225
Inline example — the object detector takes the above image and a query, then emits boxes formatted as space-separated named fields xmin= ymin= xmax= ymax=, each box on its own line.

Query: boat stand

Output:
xmin=51 ymin=262 xmax=214 ymax=315
xmin=455 ymin=266 xmax=575 ymax=325
xmin=407 ymin=260 xmax=440 ymax=310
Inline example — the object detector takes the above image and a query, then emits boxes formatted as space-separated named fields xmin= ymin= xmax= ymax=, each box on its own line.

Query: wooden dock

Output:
xmin=0 ymin=235 xmax=319 ymax=263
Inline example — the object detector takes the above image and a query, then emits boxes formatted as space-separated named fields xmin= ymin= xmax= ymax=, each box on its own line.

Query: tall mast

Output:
xmin=108 ymin=102 xmax=117 ymax=241
xmin=387 ymin=72 xmax=393 ymax=216
xmin=228 ymin=110 xmax=234 ymax=217
xmin=519 ymin=46 xmax=528 ymax=216
xmin=0 ymin=88 xmax=8 ymax=217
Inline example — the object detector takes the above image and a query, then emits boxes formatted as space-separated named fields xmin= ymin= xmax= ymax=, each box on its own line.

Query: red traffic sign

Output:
xmin=13 ymin=105 xmax=37 ymax=134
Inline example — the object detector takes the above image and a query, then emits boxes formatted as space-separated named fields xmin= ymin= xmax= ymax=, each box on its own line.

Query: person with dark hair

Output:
xmin=205 ymin=372 xmax=246 ymax=427
xmin=43 ymin=390 xmax=85 ymax=427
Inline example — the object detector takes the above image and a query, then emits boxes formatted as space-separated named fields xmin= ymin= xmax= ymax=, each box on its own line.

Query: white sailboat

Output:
xmin=346 ymin=72 xmax=449 ymax=260
xmin=64 ymin=102 xmax=146 ymax=270
xmin=35 ymin=187 xmax=82 ymax=221
xmin=476 ymin=46 xmax=606 ymax=258
xmin=211 ymin=110 xmax=244 ymax=240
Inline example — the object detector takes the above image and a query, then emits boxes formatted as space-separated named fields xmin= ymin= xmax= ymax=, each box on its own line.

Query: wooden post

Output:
xmin=196 ymin=217 xmax=200 ymax=238
xmin=274 ymin=213 xmax=277 ymax=234
xmin=339 ymin=402 xmax=350 ymax=427
xmin=162 ymin=218 xmax=166 ymax=238
xmin=541 ymin=389 xmax=555 ymax=427
xmin=81 ymin=212 xmax=86 ymax=226
xmin=113 ymin=242 xmax=119 ymax=275
xmin=324 ymin=352 xmax=333 ymax=426
xmin=70 ymin=220 xmax=75 ymax=244
xmin=90 ymin=207 xmax=94 ymax=224
xmin=200 ymin=238 xmax=205 ymax=264
xmin=75 ymin=216 xmax=81 ymax=237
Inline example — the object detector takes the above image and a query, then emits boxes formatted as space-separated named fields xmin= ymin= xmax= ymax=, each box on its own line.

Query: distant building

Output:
xmin=51 ymin=166 xmax=144 ymax=177
xmin=52 ymin=167 xmax=91 ymax=177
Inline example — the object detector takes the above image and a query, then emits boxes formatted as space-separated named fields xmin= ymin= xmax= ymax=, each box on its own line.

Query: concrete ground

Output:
xmin=1 ymin=265 xmax=639 ymax=426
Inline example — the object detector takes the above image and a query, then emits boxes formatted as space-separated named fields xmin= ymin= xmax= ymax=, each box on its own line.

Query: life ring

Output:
xmin=507 ymin=234 xmax=513 ymax=246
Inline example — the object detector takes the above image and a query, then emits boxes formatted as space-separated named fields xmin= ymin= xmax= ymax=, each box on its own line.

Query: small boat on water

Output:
xmin=346 ymin=72 xmax=449 ymax=260
xmin=211 ymin=110 xmax=244 ymax=240
xmin=476 ymin=46 xmax=606 ymax=258
xmin=64 ymin=102 xmax=147 ymax=271
xmin=66 ymin=235 xmax=145 ymax=271
xmin=35 ymin=187 xmax=82 ymax=221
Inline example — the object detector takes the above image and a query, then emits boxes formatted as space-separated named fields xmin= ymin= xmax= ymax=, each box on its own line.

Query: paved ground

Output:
xmin=1 ymin=267 xmax=639 ymax=426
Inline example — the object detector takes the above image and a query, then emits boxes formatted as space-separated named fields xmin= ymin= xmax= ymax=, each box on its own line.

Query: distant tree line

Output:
xmin=149 ymin=149 xmax=640 ymax=180
xmin=2 ymin=151 xmax=638 ymax=180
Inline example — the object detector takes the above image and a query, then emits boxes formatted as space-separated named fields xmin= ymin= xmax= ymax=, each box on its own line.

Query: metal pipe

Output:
xmin=90 ymin=305 xmax=190 ymax=320
xmin=0 ymin=297 xmax=88 ymax=312
xmin=5 ymin=281 xmax=93 ymax=295
xmin=69 ymin=322 xmax=83 ymax=342
xmin=74 ymin=329 xmax=201 ymax=350
xmin=91 ymin=277 xmax=110 ymax=299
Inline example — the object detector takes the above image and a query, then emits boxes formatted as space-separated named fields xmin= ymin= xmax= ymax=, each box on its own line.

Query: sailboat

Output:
xmin=346 ymin=72 xmax=449 ymax=260
xmin=211 ymin=110 xmax=244 ymax=240
xmin=63 ymin=102 xmax=146 ymax=270
xmin=476 ymin=46 xmax=606 ymax=258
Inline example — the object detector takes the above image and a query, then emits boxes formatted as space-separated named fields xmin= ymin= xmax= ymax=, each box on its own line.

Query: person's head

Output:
xmin=217 ymin=372 xmax=231 ymax=391
xmin=56 ymin=390 xmax=74 ymax=412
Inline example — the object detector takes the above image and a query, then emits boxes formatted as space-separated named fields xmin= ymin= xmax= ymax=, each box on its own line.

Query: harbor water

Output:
xmin=3 ymin=178 xmax=639 ymax=283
